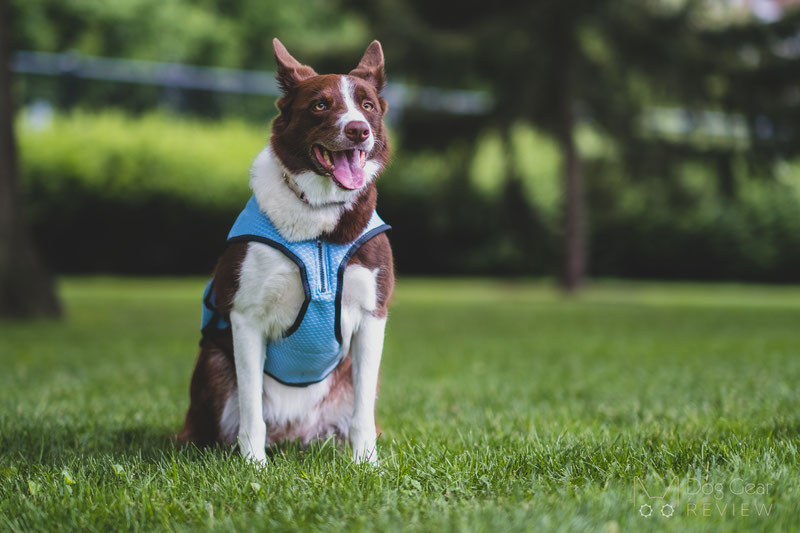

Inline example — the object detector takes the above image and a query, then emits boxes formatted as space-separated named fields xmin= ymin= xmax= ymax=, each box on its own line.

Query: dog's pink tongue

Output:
xmin=331 ymin=150 xmax=364 ymax=190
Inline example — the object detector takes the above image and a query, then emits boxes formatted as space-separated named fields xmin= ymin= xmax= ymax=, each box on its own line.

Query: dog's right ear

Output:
xmin=273 ymin=38 xmax=317 ymax=93
xmin=349 ymin=40 xmax=385 ymax=93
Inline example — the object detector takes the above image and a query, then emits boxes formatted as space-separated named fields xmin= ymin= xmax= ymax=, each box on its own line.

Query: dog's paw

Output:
xmin=242 ymin=450 xmax=269 ymax=469
xmin=350 ymin=428 xmax=378 ymax=465
xmin=353 ymin=446 xmax=379 ymax=466
xmin=238 ymin=437 xmax=268 ymax=469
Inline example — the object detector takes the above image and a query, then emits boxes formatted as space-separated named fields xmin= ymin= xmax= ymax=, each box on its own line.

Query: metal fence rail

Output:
xmin=12 ymin=50 xmax=492 ymax=117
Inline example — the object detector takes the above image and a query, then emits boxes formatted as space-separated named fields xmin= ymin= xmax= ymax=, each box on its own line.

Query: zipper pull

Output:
xmin=316 ymin=239 xmax=326 ymax=292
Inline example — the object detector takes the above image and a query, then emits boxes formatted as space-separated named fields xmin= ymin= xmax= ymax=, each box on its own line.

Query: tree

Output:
xmin=350 ymin=0 xmax=699 ymax=290
xmin=0 ymin=0 xmax=60 ymax=318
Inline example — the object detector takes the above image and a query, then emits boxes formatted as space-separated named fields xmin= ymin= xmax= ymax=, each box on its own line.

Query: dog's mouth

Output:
xmin=312 ymin=145 xmax=368 ymax=190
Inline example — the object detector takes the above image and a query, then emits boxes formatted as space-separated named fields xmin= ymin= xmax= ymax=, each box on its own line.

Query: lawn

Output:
xmin=1 ymin=278 xmax=798 ymax=532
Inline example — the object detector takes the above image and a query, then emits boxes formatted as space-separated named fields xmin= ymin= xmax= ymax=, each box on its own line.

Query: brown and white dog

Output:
xmin=178 ymin=39 xmax=394 ymax=466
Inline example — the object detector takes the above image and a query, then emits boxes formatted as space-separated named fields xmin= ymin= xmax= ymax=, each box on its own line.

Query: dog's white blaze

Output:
xmin=338 ymin=76 xmax=375 ymax=152
xmin=337 ymin=76 xmax=368 ymax=127
xmin=224 ymin=243 xmax=383 ymax=459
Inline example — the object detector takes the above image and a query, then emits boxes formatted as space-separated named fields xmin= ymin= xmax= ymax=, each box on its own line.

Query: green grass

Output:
xmin=1 ymin=278 xmax=799 ymax=532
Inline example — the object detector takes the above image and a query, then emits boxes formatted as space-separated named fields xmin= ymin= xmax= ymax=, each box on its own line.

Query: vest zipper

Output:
xmin=317 ymin=239 xmax=326 ymax=292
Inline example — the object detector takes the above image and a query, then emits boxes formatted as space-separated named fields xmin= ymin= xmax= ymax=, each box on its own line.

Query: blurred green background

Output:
xmin=8 ymin=0 xmax=800 ymax=282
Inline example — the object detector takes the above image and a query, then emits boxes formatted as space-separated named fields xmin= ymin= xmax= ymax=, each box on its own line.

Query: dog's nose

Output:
xmin=344 ymin=121 xmax=370 ymax=142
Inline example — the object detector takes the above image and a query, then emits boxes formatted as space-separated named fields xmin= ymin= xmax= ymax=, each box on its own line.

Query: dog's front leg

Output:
xmin=230 ymin=310 xmax=267 ymax=466
xmin=349 ymin=314 xmax=387 ymax=464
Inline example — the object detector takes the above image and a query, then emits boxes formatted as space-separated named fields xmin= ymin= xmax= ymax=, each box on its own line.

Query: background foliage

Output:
xmin=9 ymin=0 xmax=800 ymax=281
xmin=17 ymin=110 xmax=800 ymax=279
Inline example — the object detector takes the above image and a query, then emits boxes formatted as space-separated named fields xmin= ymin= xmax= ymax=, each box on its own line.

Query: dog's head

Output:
xmin=270 ymin=39 xmax=389 ymax=194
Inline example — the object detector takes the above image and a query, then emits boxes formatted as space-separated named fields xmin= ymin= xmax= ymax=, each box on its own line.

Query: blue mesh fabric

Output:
xmin=201 ymin=196 xmax=390 ymax=386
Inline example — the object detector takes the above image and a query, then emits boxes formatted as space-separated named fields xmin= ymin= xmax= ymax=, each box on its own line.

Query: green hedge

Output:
xmin=18 ymin=111 xmax=260 ymax=273
xmin=20 ymin=111 xmax=261 ymax=209
xmin=17 ymin=110 xmax=800 ymax=281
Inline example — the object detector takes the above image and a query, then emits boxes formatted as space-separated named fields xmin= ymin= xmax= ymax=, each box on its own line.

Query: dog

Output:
xmin=178 ymin=39 xmax=394 ymax=466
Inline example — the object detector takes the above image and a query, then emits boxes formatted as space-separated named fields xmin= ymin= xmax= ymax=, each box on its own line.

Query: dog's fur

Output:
xmin=178 ymin=39 xmax=394 ymax=465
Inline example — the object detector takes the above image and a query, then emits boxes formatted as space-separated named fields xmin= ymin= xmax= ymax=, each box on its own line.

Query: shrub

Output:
xmin=16 ymin=110 xmax=800 ymax=281
xmin=18 ymin=110 xmax=262 ymax=273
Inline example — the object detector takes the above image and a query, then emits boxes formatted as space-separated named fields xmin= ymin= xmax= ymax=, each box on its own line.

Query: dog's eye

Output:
xmin=313 ymin=102 xmax=327 ymax=111
xmin=362 ymin=101 xmax=374 ymax=111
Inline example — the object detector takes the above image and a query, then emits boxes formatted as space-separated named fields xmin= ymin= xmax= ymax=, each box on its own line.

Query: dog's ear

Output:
xmin=349 ymin=40 xmax=385 ymax=92
xmin=273 ymin=38 xmax=317 ymax=93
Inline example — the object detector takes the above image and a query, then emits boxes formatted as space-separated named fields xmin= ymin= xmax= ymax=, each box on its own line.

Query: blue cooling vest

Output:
xmin=201 ymin=196 xmax=390 ymax=387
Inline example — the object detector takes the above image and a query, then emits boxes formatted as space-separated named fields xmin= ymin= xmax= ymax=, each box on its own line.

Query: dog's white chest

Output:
xmin=226 ymin=242 xmax=379 ymax=435
xmin=233 ymin=241 xmax=378 ymax=342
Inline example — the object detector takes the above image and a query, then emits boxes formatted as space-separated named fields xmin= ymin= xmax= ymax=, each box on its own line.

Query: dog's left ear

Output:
xmin=349 ymin=40 xmax=385 ymax=93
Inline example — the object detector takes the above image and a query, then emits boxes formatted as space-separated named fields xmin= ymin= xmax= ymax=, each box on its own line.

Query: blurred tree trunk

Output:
xmin=559 ymin=116 xmax=585 ymax=292
xmin=0 ymin=0 xmax=60 ymax=318
xmin=556 ymin=43 xmax=585 ymax=292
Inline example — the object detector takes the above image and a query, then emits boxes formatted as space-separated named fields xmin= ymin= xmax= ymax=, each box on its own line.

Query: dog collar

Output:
xmin=283 ymin=172 xmax=348 ymax=208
